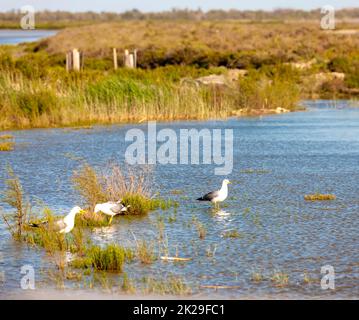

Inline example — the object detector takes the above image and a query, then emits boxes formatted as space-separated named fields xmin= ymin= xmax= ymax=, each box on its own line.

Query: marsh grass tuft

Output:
xmin=271 ymin=271 xmax=289 ymax=287
xmin=1 ymin=166 xmax=30 ymax=239
xmin=303 ymin=272 xmax=316 ymax=284
xmin=75 ymin=210 xmax=108 ymax=228
xmin=0 ymin=134 xmax=13 ymax=140
xmin=0 ymin=135 xmax=15 ymax=151
xmin=142 ymin=276 xmax=191 ymax=295
xmin=222 ymin=230 xmax=243 ymax=239
xmin=122 ymin=194 xmax=176 ymax=215
xmin=72 ymin=164 xmax=107 ymax=210
xmin=87 ymin=244 xmax=134 ymax=272
xmin=194 ymin=221 xmax=207 ymax=240
xmin=121 ymin=273 xmax=136 ymax=293
xmin=251 ymin=272 xmax=265 ymax=282
xmin=73 ymin=163 xmax=176 ymax=216
xmin=0 ymin=142 xmax=14 ymax=151
xmin=136 ymin=240 xmax=156 ymax=264
xmin=304 ymin=193 xmax=336 ymax=201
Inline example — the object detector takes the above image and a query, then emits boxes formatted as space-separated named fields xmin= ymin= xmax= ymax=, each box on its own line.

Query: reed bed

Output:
xmin=0 ymin=62 xmax=300 ymax=130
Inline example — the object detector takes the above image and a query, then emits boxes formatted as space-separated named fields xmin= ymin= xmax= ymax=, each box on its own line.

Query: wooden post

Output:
xmin=124 ymin=49 xmax=130 ymax=67
xmin=72 ymin=48 xmax=80 ymax=71
xmin=129 ymin=54 xmax=134 ymax=68
xmin=124 ymin=49 xmax=136 ymax=68
xmin=133 ymin=49 xmax=137 ymax=68
xmin=66 ymin=49 xmax=82 ymax=71
xmin=113 ymin=48 xmax=118 ymax=70
xmin=66 ymin=51 xmax=71 ymax=72
xmin=80 ymin=51 xmax=84 ymax=70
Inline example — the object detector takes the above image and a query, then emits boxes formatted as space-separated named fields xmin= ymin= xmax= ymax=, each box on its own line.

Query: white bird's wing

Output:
xmin=55 ymin=219 xmax=67 ymax=231
xmin=109 ymin=202 xmax=126 ymax=214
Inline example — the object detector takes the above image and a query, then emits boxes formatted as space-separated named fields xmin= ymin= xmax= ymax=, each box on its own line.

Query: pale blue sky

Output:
xmin=0 ymin=0 xmax=358 ymax=12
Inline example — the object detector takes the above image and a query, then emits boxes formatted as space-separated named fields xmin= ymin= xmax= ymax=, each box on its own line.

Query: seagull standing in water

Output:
xmin=94 ymin=200 xmax=130 ymax=225
xmin=29 ymin=206 xmax=85 ymax=234
xmin=197 ymin=179 xmax=231 ymax=208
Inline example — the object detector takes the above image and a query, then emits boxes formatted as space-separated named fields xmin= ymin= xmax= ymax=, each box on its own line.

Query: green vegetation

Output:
xmin=0 ymin=63 xmax=300 ymax=129
xmin=1 ymin=166 xmax=29 ymax=239
xmin=87 ymin=244 xmax=134 ymax=272
xmin=122 ymin=194 xmax=177 ymax=215
xmin=222 ymin=230 xmax=243 ymax=239
xmin=72 ymin=163 xmax=175 ymax=218
xmin=251 ymin=272 xmax=264 ymax=282
xmin=0 ymin=166 xmax=201 ymax=297
xmin=0 ymin=14 xmax=358 ymax=130
xmin=135 ymin=240 xmax=156 ymax=264
xmin=271 ymin=272 xmax=289 ymax=287
xmin=142 ymin=276 xmax=191 ymax=295
xmin=304 ymin=193 xmax=336 ymax=201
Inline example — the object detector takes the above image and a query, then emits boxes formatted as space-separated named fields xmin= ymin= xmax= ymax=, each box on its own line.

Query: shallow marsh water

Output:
xmin=0 ymin=100 xmax=359 ymax=299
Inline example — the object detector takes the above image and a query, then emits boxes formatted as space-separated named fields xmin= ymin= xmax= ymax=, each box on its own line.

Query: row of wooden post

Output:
xmin=66 ymin=48 xmax=137 ymax=71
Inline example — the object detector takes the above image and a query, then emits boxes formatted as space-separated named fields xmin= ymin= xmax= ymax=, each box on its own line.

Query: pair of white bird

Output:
xmin=31 ymin=200 xmax=130 ymax=234
xmin=34 ymin=179 xmax=230 ymax=234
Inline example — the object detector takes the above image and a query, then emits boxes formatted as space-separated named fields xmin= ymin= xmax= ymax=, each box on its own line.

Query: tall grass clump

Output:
xmin=236 ymin=72 xmax=299 ymax=111
xmin=87 ymin=244 xmax=134 ymax=272
xmin=72 ymin=163 xmax=174 ymax=216
xmin=72 ymin=164 xmax=107 ymax=210
xmin=1 ymin=166 xmax=30 ymax=239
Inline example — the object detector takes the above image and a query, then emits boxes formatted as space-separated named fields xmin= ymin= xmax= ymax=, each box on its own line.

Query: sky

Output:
xmin=0 ymin=0 xmax=358 ymax=12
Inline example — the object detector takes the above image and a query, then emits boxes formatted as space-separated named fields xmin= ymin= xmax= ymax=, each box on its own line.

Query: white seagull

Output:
xmin=197 ymin=179 xmax=231 ymax=208
xmin=29 ymin=206 xmax=85 ymax=234
xmin=94 ymin=200 xmax=130 ymax=225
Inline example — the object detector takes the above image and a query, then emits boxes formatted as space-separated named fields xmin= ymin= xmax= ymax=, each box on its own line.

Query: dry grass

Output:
xmin=0 ymin=134 xmax=13 ymax=140
xmin=195 ymin=221 xmax=207 ymax=240
xmin=136 ymin=240 xmax=156 ymax=264
xmin=142 ymin=276 xmax=191 ymax=295
xmin=251 ymin=272 xmax=264 ymax=282
xmin=222 ymin=230 xmax=242 ymax=239
xmin=72 ymin=163 xmax=152 ymax=208
xmin=72 ymin=163 xmax=173 ymax=216
xmin=0 ymin=141 xmax=14 ymax=151
xmin=44 ymin=20 xmax=359 ymax=62
xmin=304 ymin=193 xmax=336 ymax=201
xmin=72 ymin=164 xmax=107 ymax=210
xmin=121 ymin=273 xmax=136 ymax=293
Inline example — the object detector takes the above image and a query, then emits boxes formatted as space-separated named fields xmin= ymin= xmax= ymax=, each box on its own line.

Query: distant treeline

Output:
xmin=0 ymin=8 xmax=359 ymax=26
